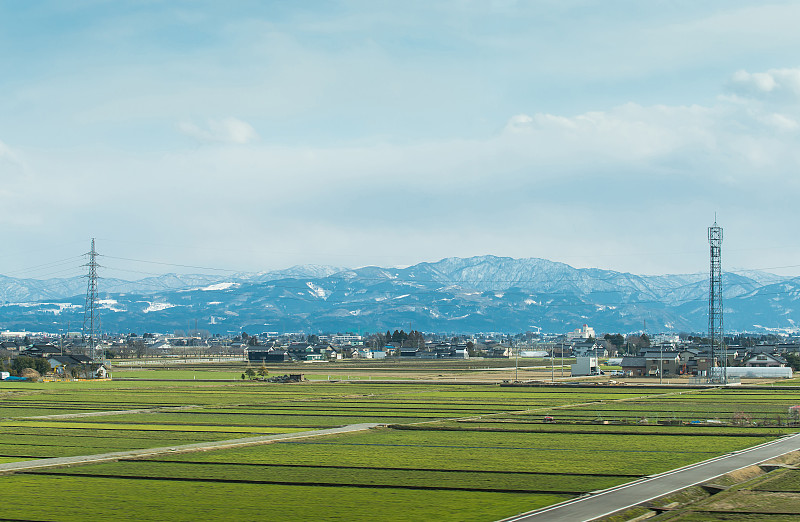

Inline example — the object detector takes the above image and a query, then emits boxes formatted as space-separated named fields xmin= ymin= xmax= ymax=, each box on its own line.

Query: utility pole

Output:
xmin=82 ymin=239 xmax=100 ymax=370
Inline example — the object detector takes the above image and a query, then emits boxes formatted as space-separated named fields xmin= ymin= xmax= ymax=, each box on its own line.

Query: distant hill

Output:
xmin=0 ymin=256 xmax=797 ymax=335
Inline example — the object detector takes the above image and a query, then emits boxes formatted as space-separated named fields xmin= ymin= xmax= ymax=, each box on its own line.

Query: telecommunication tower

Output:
xmin=708 ymin=221 xmax=725 ymax=383
xmin=83 ymin=238 xmax=100 ymax=364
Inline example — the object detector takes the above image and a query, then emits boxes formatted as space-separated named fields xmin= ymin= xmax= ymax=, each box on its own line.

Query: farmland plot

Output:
xmin=1 ymin=379 xmax=798 ymax=520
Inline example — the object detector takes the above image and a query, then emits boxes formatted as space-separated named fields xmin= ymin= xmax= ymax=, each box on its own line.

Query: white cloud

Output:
xmin=7 ymin=63 xmax=800 ymax=277
xmin=177 ymin=117 xmax=258 ymax=144
xmin=0 ymin=139 xmax=22 ymax=166
xmin=730 ymin=67 xmax=800 ymax=99
xmin=500 ymin=103 xmax=721 ymax=167
xmin=759 ymin=112 xmax=799 ymax=132
xmin=504 ymin=114 xmax=534 ymax=131
xmin=0 ymin=139 xmax=30 ymax=181
xmin=732 ymin=70 xmax=777 ymax=93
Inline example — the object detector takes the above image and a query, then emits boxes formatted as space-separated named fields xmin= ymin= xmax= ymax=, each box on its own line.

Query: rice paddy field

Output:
xmin=1 ymin=367 xmax=800 ymax=521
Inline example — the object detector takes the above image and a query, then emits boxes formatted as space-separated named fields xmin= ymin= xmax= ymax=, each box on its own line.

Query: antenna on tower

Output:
xmin=708 ymin=220 xmax=724 ymax=384
xmin=83 ymin=238 xmax=101 ymax=371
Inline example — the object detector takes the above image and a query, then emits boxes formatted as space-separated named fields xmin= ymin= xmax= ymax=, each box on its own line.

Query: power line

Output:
xmin=101 ymin=266 xmax=173 ymax=278
xmin=1 ymin=256 xmax=85 ymax=277
xmin=101 ymin=255 xmax=238 ymax=272
xmin=4 ymin=242 xmax=800 ymax=324
xmin=97 ymin=253 xmax=800 ymax=285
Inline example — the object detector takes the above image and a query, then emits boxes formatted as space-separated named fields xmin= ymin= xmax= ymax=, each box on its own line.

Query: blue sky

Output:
xmin=2 ymin=1 xmax=800 ymax=280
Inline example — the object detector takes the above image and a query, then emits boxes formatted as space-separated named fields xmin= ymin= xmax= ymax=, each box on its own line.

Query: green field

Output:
xmin=1 ymin=374 xmax=799 ymax=520
xmin=0 ymin=474 xmax=565 ymax=522
xmin=755 ymin=469 xmax=800 ymax=492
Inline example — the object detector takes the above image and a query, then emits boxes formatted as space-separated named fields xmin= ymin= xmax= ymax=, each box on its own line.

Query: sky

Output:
xmin=2 ymin=1 xmax=800 ymax=281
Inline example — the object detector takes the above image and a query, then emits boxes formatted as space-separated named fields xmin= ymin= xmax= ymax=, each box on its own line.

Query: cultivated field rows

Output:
xmin=1 ymin=374 xmax=799 ymax=520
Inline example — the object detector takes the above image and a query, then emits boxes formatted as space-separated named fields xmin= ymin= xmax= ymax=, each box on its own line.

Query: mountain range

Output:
xmin=0 ymin=256 xmax=798 ymax=335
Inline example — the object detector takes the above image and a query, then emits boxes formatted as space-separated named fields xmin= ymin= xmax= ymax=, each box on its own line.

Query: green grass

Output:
xmin=675 ymin=514 xmax=800 ymax=521
xmin=37 ymin=460 xmax=626 ymax=493
xmin=155 ymin=426 xmax=771 ymax=476
xmin=446 ymin=419 xmax=794 ymax=436
xmin=754 ymin=470 xmax=800 ymax=492
xmin=0 ymin=456 xmax=28 ymax=463
xmin=0 ymin=419 xmax=302 ymax=434
xmin=2 ymin=377 xmax=800 ymax=520
xmin=0 ymin=474 xmax=565 ymax=521
xmin=113 ymin=369 xmax=241 ymax=380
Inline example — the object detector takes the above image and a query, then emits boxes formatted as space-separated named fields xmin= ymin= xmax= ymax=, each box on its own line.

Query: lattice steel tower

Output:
xmin=708 ymin=221 xmax=725 ymax=383
xmin=83 ymin=238 xmax=100 ymax=364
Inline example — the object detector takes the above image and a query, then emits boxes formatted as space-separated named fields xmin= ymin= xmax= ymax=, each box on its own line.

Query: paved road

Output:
xmin=503 ymin=432 xmax=800 ymax=522
xmin=0 ymin=423 xmax=380 ymax=474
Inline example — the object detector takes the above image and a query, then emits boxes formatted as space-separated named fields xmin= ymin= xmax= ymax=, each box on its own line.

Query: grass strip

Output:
xmin=129 ymin=458 xmax=642 ymax=477
xmin=22 ymin=471 xmax=586 ymax=495
xmin=277 ymin=439 xmax=720 ymax=454
xmin=753 ymin=470 xmax=800 ymax=492
xmin=0 ymin=421 xmax=299 ymax=434
xmin=0 ymin=474 xmax=568 ymax=521
xmin=391 ymin=424 xmax=784 ymax=437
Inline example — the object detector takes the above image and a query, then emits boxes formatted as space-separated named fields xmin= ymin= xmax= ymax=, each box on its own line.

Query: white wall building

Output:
xmin=571 ymin=356 xmax=599 ymax=376
xmin=653 ymin=333 xmax=680 ymax=344
xmin=520 ymin=350 xmax=549 ymax=358
xmin=330 ymin=334 xmax=363 ymax=345
xmin=568 ymin=324 xmax=595 ymax=340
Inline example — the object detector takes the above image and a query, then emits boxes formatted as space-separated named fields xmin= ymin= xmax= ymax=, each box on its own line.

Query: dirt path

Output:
xmin=22 ymin=405 xmax=204 ymax=420
xmin=0 ymin=422 xmax=380 ymax=474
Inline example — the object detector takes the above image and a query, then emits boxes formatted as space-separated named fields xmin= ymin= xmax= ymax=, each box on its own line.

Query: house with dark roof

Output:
xmin=572 ymin=341 xmax=606 ymax=358
xmin=621 ymin=356 xmax=646 ymax=377
xmin=637 ymin=350 xmax=682 ymax=376
xmin=246 ymin=348 xmax=288 ymax=363
xmin=46 ymin=354 xmax=95 ymax=378
xmin=743 ymin=353 xmax=787 ymax=367
xmin=0 ymin=341 xmax=21 ymax=352
xmin=22 ymin=344 xmax=62 ymax=358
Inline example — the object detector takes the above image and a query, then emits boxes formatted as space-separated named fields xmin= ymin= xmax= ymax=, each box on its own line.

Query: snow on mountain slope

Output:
xmin=0 ymin=256 xmax=794 ymax=334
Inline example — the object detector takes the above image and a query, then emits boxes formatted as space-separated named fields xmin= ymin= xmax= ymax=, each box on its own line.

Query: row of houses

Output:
xmin=0 ymin=342 xmax=111 ymax=379
xmin=245 ymin=342 xmax=475 ymax=363
xmin=620 ymin=348 xmax=791 ymax=377
xmin=245 ymin=344 xmax=380 ymax=363
xmin=399 ymin=345 xmax=470 ymax=359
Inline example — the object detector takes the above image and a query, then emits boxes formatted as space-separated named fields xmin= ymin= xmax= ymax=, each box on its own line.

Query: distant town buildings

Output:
xmin=1 ymin=326 xmax=798 ymax=380
xmin=324 ymin=334 xmax=363 ymax=345
xmin=568 ymin=324 xmax=595 ymax=340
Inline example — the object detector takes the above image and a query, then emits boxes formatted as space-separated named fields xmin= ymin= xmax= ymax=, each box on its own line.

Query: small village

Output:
xmin=1 ymin=323 xmax=797 ymax=382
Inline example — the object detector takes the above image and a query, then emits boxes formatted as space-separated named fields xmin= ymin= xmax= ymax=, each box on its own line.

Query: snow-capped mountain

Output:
xmin=0 ymin=265 xmax=349 ymax=303
xmin=0 ymin=256 xmax=797 ymax=334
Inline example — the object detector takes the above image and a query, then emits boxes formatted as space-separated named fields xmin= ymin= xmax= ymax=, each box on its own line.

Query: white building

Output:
xmin=653 ymin=333 xmax=680 ymax=344
xmin=330 ymin=334 xmax=363 ymax=345
xmin=571 ymin=357 xmax=599 ymax=377
xmin=519 ymin=350 xmax=549 ymax=358
xmin=568 ymin=324 xmax=595 ymax=340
